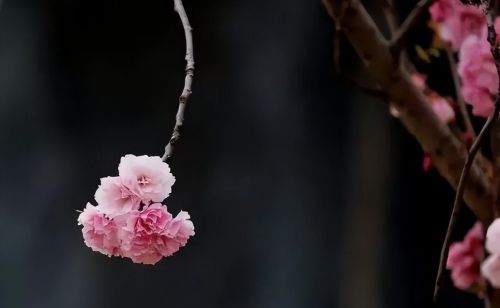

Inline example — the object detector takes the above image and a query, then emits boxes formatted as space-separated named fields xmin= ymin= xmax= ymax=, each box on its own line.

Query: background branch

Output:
xmin=322 ymin=0 xmax=495 ymax=224
xmin=390 ymin=0 xmax=433 ymax=54
xmin=383 ymin=0 xmax=398 ymax=37
xmin=334 ymin=29 xmax=387 ymax=98
xmin=162 ymin=0 xmax=195 ymax=162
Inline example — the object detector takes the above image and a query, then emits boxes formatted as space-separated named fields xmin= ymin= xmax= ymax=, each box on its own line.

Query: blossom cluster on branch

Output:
xmin=447 ymin=222 xmax=484 ymax=291
xmin=78 ymin=155 xmax=195 ymax=265
xmin=431 ymin=0 xmax=500 ymax=117
xmin=450 ymin=218 xmax=500 ymax=290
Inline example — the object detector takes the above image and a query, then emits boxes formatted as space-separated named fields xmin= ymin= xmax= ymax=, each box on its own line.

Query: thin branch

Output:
xmin=492 ymin=118 xmax=500 ymax=218
xmin=383 ymin=0 xmax=398 ymax=37
xmin=334 ymin=29 xmax=387 ymax=99
xmin=162 ymin=0 xmax=195 ymax=162
xmin=445 ymin=46 xmax=476 ymax=142
xmin=390 ymin=0 xmax=434 ymax=53
xmin=434 ymin=109 xmax=497 ymax=301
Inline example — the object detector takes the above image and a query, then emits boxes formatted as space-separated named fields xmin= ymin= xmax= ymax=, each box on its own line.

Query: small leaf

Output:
xmin=416 ymin=45 xmax=431 ymax=63
xmin=428 ymin=48 xmax=441 ymax=58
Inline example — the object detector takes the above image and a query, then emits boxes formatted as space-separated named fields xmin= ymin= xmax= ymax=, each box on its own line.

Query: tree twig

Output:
xmin=383 ymin=0 xmax=398 ymax=37
xmin=390 ymin=0 xmax=434 ymax=53
xmin=334 ymin=28 xmax=387 ymax=99
xmin=434 ymin=109 xmax=497 ymax=301
xmin=162 ymin=0 xmax=195 ymax=162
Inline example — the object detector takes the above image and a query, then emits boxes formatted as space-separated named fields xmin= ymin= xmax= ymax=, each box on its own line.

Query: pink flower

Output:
xmin=95 ymin=176 xmax=141 ymax=218
xmin=118 ymin=154 xmax=176 ymax=203
xmin=447 ymin=222 xmax=484 ymax=290
xmin=486 ymin=218 xmax=500 ymax=255
xmin=429 ymin=0 xmax=455 ymax=23
xmin=411 ymin=73 xmax=427 ymax=91
xmin=458 ymin=35 xmax=498 ymax=117
xmin=78 ymin=154 xmax=194 ymax=265
xmin=121 ymin=204 xmax=194 ymax=265
xmin=422 ymin=154 xmax=433 ymax=172
xmin=407 ymin=72 xmax=455 ymax=123
xmin=165 ymin=210 xmax=195 ymax=249
xmin=431 ymin=0 xmax=486 ymax=50
xmin=482 ymin=255 xmax=500 ymax=288
xmin=78 ymin=203 xmax=121 ymax=257
xmin=481 ymin=219 xmax=500 ymax=288
xmin=430 ymin=96 xmax=455 ymax=123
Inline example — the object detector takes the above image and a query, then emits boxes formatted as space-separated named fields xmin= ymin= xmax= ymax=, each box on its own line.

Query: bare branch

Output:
xmin=390 ymin=0 xmax=434 ymax=53
xmin=383 ymin=0 xmax=398 ymax=37
xmin=334 ymin=29 xmax=387 ymax=99
xmin=162 ymin=0 xmax=195 ymax=162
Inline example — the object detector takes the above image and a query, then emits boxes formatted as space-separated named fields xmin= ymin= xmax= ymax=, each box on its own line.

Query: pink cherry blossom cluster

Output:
xmin=430 ymin=0 xmax=500 ymax=118
xmin=446 ymin=220 xmax=500 ymax=290
xmin=78 ymin=154 xmax=195 ymax=265
xmin=430 ymin=0 xmax=486 ymax=50
xmin=446 ymin=222 xmax=484 ymax=290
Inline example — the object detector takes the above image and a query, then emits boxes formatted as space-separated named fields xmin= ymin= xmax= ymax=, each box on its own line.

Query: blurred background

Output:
xmin=0 ymin=0 xmax=485 ymax=307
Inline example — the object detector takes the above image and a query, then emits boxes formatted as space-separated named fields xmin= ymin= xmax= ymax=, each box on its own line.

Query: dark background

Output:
xmin=0 ymin=0 xmax=485 ymax=307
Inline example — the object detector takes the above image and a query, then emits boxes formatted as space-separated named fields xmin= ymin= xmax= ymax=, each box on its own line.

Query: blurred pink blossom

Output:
xmin=486 ymin=219 xmax=500 ymax=255
xmin=411 ymin=73 xmax=427 ymax=90
xmin=406 ymin=73 xmax=455 ymax=123
xmin=482 ymin=255 xmax=500 ymax=288
xmin=430 ymin=0 xmax=486 ymax=50
xmin=496 ymin=17 xmax=500 ymax=41
xmin=430 ymin=96 xmax=455 ymax=123
xmin=429 ymin=0 xmax=455 ymax=23
xmin=458 ymin=35 xmax=498 ymax=117
xmin=482 ymin=219 xmax=500 ymax=288
xmin=447 ymin=222 xmax=484 ymax=290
